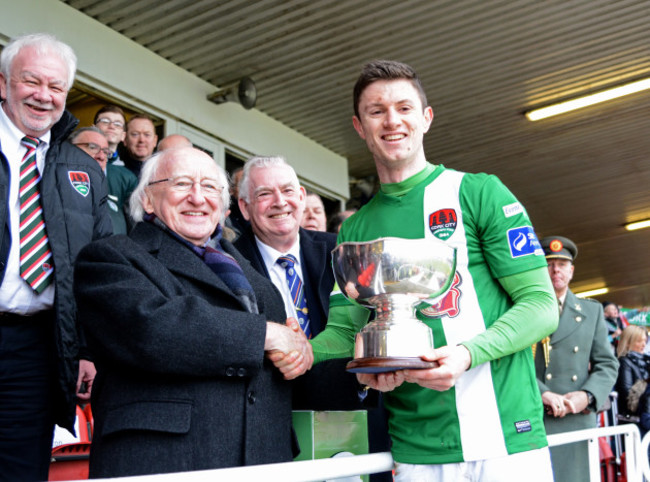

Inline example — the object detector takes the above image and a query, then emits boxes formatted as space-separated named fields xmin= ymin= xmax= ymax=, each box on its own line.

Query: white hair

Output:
xmin=238 ymin=155 xmax=300 ymax=202
xmin=1 ymin=33 xmax=77 ymax=89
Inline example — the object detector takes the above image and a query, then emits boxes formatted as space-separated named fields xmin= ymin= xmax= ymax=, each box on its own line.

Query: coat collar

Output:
xmin=551 ymin=290 xmax=586 ymax=343
xmin=129 ymin=222 xmax=248 ymax=309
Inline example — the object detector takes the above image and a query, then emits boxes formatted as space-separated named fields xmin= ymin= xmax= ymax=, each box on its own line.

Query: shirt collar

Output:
xmin=0 ymin=101 xmax=51 ymax=150
xmin=255 ymin=233 xmax=301 ymax=267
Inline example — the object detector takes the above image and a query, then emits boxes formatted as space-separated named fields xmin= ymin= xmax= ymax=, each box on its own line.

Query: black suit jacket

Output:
xmin=74 ymin=222 xmax=294 ymax=477
xmin=235 ymin=227 xmax=367 ymax=410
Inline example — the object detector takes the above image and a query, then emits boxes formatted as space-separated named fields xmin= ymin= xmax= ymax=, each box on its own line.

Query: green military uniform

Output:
xmin=535 ymin=236 xmax=618 ymax=482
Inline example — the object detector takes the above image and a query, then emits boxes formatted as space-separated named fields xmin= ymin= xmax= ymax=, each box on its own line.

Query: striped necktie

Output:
xmin=19 ymin=136 xmax=54 ymax=293
xmin=277 ymin=254 xmax=311 ymax=338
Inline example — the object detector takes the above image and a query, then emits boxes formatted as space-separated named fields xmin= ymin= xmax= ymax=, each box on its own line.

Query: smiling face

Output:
xmin=95 ymin=111 xmax=126 ymax=149
xmin=547 ymin=258 xmax=574 ymax=297
xmin=0 ymin=45 xmax=69 ymax=137
xmin=143 ymin=149 xmax=224 ymax=246
xmin=301 ymin=193 xmax=327 ymax=232
xmin=239 ymin=164 xmax=305 ymax=252
xmin=353 ymin=79 xmax=433 ymax=183
xmin=125 ymin=117 xmax=157 ymax=161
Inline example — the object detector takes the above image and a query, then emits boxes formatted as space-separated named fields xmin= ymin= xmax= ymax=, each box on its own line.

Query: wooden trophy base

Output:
xmin=346 ymin=357 xmax=437 ymax=374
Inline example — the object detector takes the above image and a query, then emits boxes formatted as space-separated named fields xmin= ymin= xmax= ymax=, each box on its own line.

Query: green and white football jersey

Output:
xmin=335 ymin=164 xmax=549 ymax=464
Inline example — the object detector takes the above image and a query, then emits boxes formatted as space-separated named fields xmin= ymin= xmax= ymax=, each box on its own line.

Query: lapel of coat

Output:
xmin=551 ymin=290 xmax=586 ymax=344
xmin=234 ymin=227 xmax=270 ymax=278
xmin=299 ymin=228 xmax=330 ymax=334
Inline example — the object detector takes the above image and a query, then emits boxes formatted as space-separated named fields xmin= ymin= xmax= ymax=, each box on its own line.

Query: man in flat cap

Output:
xmin=535 ymin=235 xmax=618 ymax=482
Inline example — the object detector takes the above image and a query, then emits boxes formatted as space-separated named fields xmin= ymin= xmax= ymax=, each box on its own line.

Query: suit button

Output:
xmin=247 ymin=391 xmax=256 ymax=404
xmin=549 ymin=345 xmax=553 ymax=351
xmin=576 ymin=316 xmax=582 ymax=322
xmin=225 ymin=367 xmax=235 ymax=377
xmin=572 ymin=375 xmax=578 ymax=381
xmin=237 ymin=368 xmax=247 ymax=377
xmin=574 ymin=346 xmax=579 ymax=353
xmin=546 ymin=373 xmax=552 ymax=380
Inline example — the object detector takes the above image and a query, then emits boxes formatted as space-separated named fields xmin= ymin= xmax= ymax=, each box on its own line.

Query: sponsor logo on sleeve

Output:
xmin=507 ymin=226 xmax=543 ymax=258
xmin=68 ymin=171 xmax=90 ymax=197
xmin=502 ymin=202 xmax=524 ymax=218
xmin=428 ymin=208 xmax=457 ymax=240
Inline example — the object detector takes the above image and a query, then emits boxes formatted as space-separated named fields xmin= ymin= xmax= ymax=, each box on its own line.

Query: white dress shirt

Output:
xmin=254 ymin=234 xmax=305 ymax=322
xmin=0 ymin=103 xmax=55 ymax=314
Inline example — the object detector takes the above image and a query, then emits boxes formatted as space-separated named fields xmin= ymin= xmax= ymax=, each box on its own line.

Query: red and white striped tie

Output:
xmin=19 ymin=136 xmax=54 ymax=293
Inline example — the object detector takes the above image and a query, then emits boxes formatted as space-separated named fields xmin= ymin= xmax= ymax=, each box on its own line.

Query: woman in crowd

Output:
xmin=615 ymin=325 xmax=649 ymax=415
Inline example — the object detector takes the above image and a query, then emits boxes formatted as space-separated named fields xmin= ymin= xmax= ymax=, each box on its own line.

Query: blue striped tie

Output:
xmin=277 ymin=254 xmax=311 ymax=339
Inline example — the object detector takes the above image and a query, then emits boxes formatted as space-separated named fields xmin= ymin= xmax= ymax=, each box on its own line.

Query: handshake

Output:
xmin=264 ymin=318 xmax=314 ymax=380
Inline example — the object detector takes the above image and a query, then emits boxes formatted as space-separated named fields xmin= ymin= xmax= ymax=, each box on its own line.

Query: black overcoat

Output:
xmin=74 ymin=222 xmax=294 ymax=478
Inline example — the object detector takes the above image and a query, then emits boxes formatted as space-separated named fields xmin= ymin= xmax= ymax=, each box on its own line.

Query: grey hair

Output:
xmin=129 ymin=148 xmax=231 ymax=224
xmin=1 ymin=33 xmax=77 ymax=89
xmin=238 ymin=155 xmax=299 ymax=202
xmin=68 ymin=126 xmax=106 ymax=143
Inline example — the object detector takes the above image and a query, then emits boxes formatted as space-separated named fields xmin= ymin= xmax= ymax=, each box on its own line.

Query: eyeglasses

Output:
xmin=73 ymin=142 xmax=113 ymax=158
xmin=96 ymin=118 xmax=125 ymax=129
xmin=147 ymin=176 xmax=224 ymax=197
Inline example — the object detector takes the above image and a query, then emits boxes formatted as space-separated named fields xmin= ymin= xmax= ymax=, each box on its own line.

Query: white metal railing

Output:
xmin=640 ymin=430 xmax=650 ymax=481
xmin=547 ymin=424 xmax=643 ymax=482
xmin=63 ymin=424 xmax=649 ymax=481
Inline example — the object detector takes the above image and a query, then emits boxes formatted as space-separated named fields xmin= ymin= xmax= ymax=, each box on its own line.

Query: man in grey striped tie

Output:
xmin=0 ymin=33 xmax=112 ymax=481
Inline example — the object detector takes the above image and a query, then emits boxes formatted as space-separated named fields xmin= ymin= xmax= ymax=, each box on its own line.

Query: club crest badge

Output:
xmin=429 ymin=208 xmax=457 ymax=240
xmin=420 ymin=272 xmax=462 ymax=319
xmin=68 ymin=171 xmax=90 ymax=197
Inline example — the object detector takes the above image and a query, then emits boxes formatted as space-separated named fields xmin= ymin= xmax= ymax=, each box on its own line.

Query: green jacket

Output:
xmin=106 ymin=163 xmax=138 ymax=235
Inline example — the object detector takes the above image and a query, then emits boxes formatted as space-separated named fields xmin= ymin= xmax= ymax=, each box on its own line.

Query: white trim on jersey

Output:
xmin=422 ymin=169 xmax=508 ymax=461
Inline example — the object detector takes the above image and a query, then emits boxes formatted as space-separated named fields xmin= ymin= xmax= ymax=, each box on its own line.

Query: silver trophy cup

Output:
xmin=331 ymin=237 xmax=457 ymax=373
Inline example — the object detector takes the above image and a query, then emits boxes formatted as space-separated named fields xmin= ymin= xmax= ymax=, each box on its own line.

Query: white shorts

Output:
xmin=393 ymin=446 xmax=554 ymax=482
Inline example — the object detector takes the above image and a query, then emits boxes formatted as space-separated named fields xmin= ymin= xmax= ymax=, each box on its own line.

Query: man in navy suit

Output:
xmin=235 ymin=156 xmax=391 ymax=480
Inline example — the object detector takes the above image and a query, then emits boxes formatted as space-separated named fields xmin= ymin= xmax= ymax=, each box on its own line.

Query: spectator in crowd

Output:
xmin=69 ymin=126 xmax=137 ymax=235
xmin=234 ymin=156 xmax=392 ymax=481
xmin=603 ymin=301 xmax=626 ymax=348
xmin=0 ymin=32 xmax=112 ymax=481
xmin=226 ymin=166 xmax=249 ymax=236
xmin=615 ymin=325 xmax=649 ymax=416
xmin=157 ymin=133 xmax=192 ymax=151
xmin=94 ymin=104 xmax=126 ymax=165
xmin=301 ymin=191 xmax=327 ymax=232
xmin=626 ymin=370 xmax=650 ymax=437
xmin=120 ymin=114 xmax=157 ymax=177
xmin=535 ymin=235 xmax=618 ymax=482
xmin=73 ymin=147 xmax=311 ymax=478
xmin=307 ymin=59 xmax=558 ymax=481
xmin=327 ymin=208 xmax=357 ymax=233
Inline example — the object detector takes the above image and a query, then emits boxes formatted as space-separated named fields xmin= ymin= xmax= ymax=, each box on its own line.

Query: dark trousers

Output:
xmin=0 ymin=313 xmax=56 ymax=482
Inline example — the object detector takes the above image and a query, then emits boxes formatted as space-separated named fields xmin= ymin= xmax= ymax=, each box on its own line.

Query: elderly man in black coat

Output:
xmin=74 ymin=147 xmax=312 ymax=478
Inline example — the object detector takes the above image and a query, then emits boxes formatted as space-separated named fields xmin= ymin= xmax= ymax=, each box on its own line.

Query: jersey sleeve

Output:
xmin=309 ymin=283 xmax=371 ymax=364
xmin=461 ymin=174 xmax=547 ymax=279
xmin=462 ymin=266 xmax=559 ymax=368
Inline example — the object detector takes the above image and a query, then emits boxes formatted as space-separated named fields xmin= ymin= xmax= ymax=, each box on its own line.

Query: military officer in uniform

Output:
xmin=535 ymin=235 xmax=618 ymax=482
